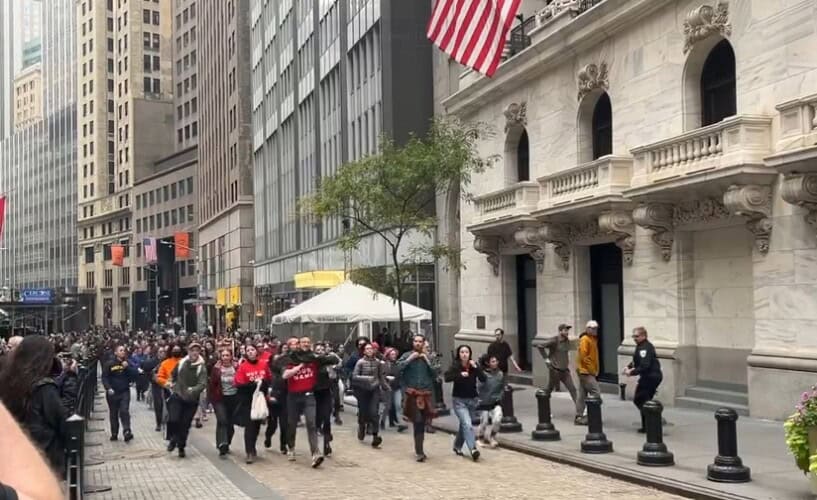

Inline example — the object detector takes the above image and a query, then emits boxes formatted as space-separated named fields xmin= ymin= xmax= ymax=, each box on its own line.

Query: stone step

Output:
xmin=675 ymin=395 xmax=749 ymax=416
xmin=684 ymin=385 xmax=749 ymax=406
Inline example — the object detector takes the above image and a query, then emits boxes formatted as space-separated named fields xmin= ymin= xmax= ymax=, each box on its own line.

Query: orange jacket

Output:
xmin=577 ymin=333 xmax=599 ymax=376
xmin=156 ymin=357 xmax=181 ymax=388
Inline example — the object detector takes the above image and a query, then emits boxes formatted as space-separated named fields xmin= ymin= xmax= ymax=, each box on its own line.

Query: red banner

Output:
xmin=0 ymin=196 xmax=6 ymax=241
xmin=111 ymin=244 xmax=125 ymax=266
xmin=174 ymin=232 xmax=190 ymax=259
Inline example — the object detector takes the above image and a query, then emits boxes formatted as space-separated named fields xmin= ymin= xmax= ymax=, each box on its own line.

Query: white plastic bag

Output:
xmin=250 ymin=381 xmax=268 ymax=421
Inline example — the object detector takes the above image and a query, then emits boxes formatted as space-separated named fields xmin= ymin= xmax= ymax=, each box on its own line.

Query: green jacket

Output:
xmin=397 ymin=352 xmax=435 ymax=391
xmin=172 ymin=356 xmax=207 ymax=403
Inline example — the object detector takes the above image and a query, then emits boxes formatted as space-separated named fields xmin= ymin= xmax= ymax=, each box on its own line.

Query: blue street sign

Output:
xmin=20 ymin=288 xmax=54 ymax=304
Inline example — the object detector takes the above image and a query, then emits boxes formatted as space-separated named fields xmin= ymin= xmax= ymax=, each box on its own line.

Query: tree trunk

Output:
xmin=391 ymin=244 xmax=405 ymax=335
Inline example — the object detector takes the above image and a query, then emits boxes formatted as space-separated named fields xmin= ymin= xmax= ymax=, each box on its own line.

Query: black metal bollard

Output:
xmin=531 ymin=390 xmax=560 ymax=441
xmin=619 ymin=383 xmax=627 ymax=401
xmin=433 ymin=378 xmax=450 ymax=416
xmin=65 ymin=415 xmax=84 ymax=500
xmin=499 ymin=385 xmax=522 ymax=433
xmin=707 ymin=408 xmax=751 ymax=482
xmin=637 ymin=400 xmax=674 ymax=466
xmin=581 ymin=395 xmax=612 ymax=453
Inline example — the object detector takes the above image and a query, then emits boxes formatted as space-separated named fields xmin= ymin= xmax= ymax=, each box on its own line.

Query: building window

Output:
xmin=137 ymin=266 xmax=142 ymax=281
xmin=592 ymin=93 xmax=612 ymax=160
xmin=701 ymin=40 xmax=736 ymax=127
xmin=86 ymin=271 xmax=95 ymax=288
xmin=85 ymin=247 xmax=94 ymax=263
xmin=104 ymin=269 xmax=113 ymax=287
xmin=143 ymin=9 xmax=150 ymax=24
xmin=516 ymin=130 xmax=529 ymax=182
xmin=121 ymin=267 xmax=130 ymax=286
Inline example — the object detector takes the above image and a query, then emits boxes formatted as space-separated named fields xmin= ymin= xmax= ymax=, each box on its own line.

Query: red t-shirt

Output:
xmin=286 ymin=361 xmax=318 ymax=393
xmin=234 ymin=359 xmax=271 ymax=385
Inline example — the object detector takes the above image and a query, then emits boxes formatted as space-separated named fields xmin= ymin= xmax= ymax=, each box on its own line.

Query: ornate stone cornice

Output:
xmin=514 ymin=224 xmax=570 ymax=272
xmin=536 ymin=0 xmax=580 ymax=25
xmin=683 ymin=2 xmax=731 ymax=54
xmin=723 ymin=185 xmax=773 ymax=255
xmin=513 ymin=226 xmax=545 ymax=273
xmin=781 ymin=174 xmax=817 ymax=231
xmin=598 ymin=211 xmax=636 ymax=265
xmin=503 ymin=102 xmax=527 ymax=133
xmin=633 ymin=203 xmax=675 ymax=261
xmin=673 ymin=198 xmax=730 ymax=226
xmin=473 ymin=236 xmax=502 ymax=276
xmin=577 ymin=62 xmax=609 ymax=101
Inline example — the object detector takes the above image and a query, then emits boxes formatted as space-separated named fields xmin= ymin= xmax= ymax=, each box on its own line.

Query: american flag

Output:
xmin=427 ymin=0 xmax=522 ymax=77
xmin=143 ymin=237 xmax=157 ymax=264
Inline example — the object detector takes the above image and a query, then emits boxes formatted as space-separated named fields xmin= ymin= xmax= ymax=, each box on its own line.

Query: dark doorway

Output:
xmin=516 ymin=130 xmax=530 ymax=182
xmin=590 ymin=243 xmax=624 ymax=382
xmin=515 ymin=254 xmax=537 ymax=370
xmin=701 ymin=40 xmax=736 ymax=126
xmin=592 ymin=93 xmax=612 ymax=160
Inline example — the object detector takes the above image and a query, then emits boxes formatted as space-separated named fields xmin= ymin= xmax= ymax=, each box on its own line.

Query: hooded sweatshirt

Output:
xmin=477 ymin=368 xmax=504 ymax=409
xmin=577 ymin=332 xmax=599 ymax=376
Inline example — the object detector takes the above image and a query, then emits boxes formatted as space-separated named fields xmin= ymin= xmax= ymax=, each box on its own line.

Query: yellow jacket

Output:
xmin=577 ymin=334 xmax=599 ymax=376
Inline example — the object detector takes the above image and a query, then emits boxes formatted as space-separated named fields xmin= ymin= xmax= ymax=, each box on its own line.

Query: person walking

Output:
xmin=444 ymin=345 xmax=484 ymax=461
xmin=266 ymin=337 xmax=299 ymax=454
xmin=101 ymin=345 xmax=138 ymax=442
xmin=157 ymin=344 xmax=184 ymax=442
xmin=575 ymin=320 xmax=601 ymax=425
xmin=210 ymin=348 xmax=239 ymax=456
xmin=0 ymin=336 xmax=69 ymax=474
xmin=381 ymin=348 xmax=404 ymax=431
xmin=476 ymin=355 xmax=504 ymax=447
xmin=165 ymin=342 xmax=207 ymax=458
xmin=397 ymin=335 xmax=437 ymax=462
xmin=487 ymin=328 xmax=522 ymax=376
xmin=313 ymin=342 xmax=341 ymax=457
xmin=234 ymin=345 xmax=272 ymax=464
xmin=142 ymin=346 xmax=165 ymax=432
xmin=624 ymin=326 xmax=663 ymax=433
xmin=130 ymin=345 xmax=149 ymax=402
xmin=352 ymin=342 xmax=387 ymax=449
xmin=536 ymin=324 xmax=579 ymax=405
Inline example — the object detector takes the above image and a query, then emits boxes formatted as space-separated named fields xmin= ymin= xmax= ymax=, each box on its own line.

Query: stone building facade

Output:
xmin=442 ymin=0 xmax=817 ymax=420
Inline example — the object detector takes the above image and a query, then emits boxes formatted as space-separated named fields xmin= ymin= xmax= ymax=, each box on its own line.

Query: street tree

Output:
xmin=302 ymin=117 xmax=495 ymax=330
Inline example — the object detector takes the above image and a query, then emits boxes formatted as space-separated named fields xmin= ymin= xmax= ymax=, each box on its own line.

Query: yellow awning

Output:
xmin=228 ymin=286 xmax=241 ymax=306
xmin=294 ymin=270 xmax=346 ymax=289
xmin=216 ymin=288 xmax=227 ymax=306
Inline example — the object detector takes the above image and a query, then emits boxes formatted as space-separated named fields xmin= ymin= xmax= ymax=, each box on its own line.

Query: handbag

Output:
xmin=250 ymin=381 xmax=269 ymax=421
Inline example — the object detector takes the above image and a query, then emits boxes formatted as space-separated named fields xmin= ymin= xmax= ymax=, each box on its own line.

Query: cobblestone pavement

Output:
xmin=231 ymin=411 xmax=688 ymax=500
xmin=83 ymin=390 xmax=252 ymax=500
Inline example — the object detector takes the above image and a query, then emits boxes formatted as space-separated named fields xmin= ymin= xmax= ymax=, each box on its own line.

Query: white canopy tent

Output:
xmin=271 ymin=281 xmax=432 ymax=325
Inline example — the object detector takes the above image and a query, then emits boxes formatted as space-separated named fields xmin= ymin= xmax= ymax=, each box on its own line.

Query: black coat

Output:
xmin=25 ymin=379 xmax=68 ymax=473
xmin=630 ymin=340 xmax=662 ymax=380
xmin=58 ymin=371 xmax=80 ymax=415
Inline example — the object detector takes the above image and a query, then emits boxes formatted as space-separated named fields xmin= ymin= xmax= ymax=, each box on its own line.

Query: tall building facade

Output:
xmin=13 ymin=65 xmax=43 ymax=130
xmin=173 ymin=0 xmax=198 ymax=150
xmin=249 ymin=0 xmax=433 ymax=326
xmin=198 ymin=0 xmax=254 ymax=332
xmin=0 ymin=0 xmax=77 ymax=292
xmin=445 ymin=0 xmax=817 ymax=420
xmin=76 ymin=0 xmax=175 ymax=328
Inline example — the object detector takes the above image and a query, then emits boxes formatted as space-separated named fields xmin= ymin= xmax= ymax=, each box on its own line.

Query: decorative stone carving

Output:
xmin=530 ymin=247 xmax=547 ymax=272
xmin=503 ymin=102 xmax=527 ymax=133
xmin=473 ymin=236 xmax=502 ymax=276
xmin=577 ymin=63 xmax=608 ymax=101
xmin=723 ymin=185 xmax=773 ymax=255
xmin=514 ymin=224 xmax=570 ymax=272
xmin=568 ymin=219 xmax=601 ymax=242
xmin=683 ymin=2 xmax=731 ymax=54
xmin=633 ymin=203 xmax=675 ymax=261
xmin=536 ymin=0 xmax=579 ymax=25
xmin=781 ymin=174 xmax=817 ymax=231
xmin=673 ymin=198 xmax=730 ymax=226
xmin=514 ymin=226 xmax=546 ymax=273
xmin=598 ymin=211 xmax=636 ymax=265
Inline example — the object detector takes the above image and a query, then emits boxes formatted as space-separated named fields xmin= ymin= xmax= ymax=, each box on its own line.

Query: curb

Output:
xmin=343 ymin=397 xmax=753 ymax=500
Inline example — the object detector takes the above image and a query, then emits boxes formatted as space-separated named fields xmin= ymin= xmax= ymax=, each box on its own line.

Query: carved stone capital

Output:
xmin=683 ymin=2 xmax=731 ymax=54
xmin=503 ymin=102 xmax=527 ymax=133
xmin=515 ymin=224 xmax=570 ymax=272
xmin=553 ymin=243 xmax=571 ymax=272
xmin=598 ymin=211 xmax=636 ymax=265
xmin=577 ymin=62 xmax=609 ymax=101
xmin=633 ymin=203 xmax=675 ymax=261
xmin=781 ymin=174 xmax=817 ymax=231
xmin=724 ymin=184 xmax=773 ymax=255
xmin=513 ymin=226 xmax=546 ymax=273
xmin=473 ymin=236 xmax=501 ymax=276
xmin=673 ymin=198 xmax=730 ymax=226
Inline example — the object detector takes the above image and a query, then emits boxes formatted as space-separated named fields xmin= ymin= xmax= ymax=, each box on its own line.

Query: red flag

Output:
xmin=0 ymin=196 xmax=6 ymax=241
xmin=174 ymin=232 xmax=190 ymax=259
xmin=111 ymin=245 xmax=125 ymax=266
xmin=427 ymin=0 xmax=522 ymax=77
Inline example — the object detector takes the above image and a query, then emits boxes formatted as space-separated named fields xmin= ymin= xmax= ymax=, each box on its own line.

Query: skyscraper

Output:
xmin=76 ymin=0 xmax=175 ymax=327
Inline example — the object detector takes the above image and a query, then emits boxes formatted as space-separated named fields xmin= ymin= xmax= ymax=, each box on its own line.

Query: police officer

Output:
xmin=624 ymin=326 xmax=662 ymax=433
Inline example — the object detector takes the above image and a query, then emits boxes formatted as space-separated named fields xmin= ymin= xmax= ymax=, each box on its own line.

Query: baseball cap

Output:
xmin=558 ymin=324 xmax=572 ymax=331
xmin=188 ymin=342 xmax=203 ymax=350
xmin=586 ymin=320 xmax=599 ymax=329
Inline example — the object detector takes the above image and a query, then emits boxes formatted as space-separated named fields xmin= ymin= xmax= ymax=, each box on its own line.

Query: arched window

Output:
xmin=592 ymin=93 xmax=612 ymax=160
xmin=517 ymin=130 xmax=530 ymax=182
xmin=700 ymin=40 xmax=736 ymax=126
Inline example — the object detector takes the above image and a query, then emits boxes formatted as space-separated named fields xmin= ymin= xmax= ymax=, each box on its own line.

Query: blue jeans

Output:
xmin=453 ymin=397 xmax=477 ymax=453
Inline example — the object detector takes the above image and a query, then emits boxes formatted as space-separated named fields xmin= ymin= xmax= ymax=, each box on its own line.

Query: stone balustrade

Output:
xmin=472 ymin=181 xmax=540 ymax=225
xmin=539 ymin=155 xmax=633 ymax=211
xmin=630 ymin=115 xmax=772 ymax=187
xmin=776 ymin=94 xmax=817 ymax=150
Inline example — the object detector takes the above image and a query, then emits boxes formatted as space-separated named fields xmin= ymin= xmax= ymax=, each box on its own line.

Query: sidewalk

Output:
xmin=430 ymin=384 xmax=804 ymax=500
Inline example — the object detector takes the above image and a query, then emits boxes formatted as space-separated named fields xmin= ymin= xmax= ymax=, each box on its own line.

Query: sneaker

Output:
xmin=371 ymin=435 xmax=382 ymax=448
xmin=324 ymin=444 xmax=333 ymax=458
xmin=287 ymin=451 xmax=296 ymax=462
xmin=334 ymin=416 xmax=343 ymax=426
xmin=415 ymin=453 xmax=427 ymax=462
xmin=574 ymin=416 xmax=588 ymax=426
xmin=311 ymin=454 xmax=324 ymax=468
xmin=167 ymin=441 xmax=177 ymax=452
xmin=154 ymin=426 xmax=161 ymax=432
xmin=218 ymin=444 xmax=228 ymax=457
xmin=109 ymin=436 xmax=118 ymax=441
xmin=357 ymin=425 xmax=365 ymax=441
xmin=178 ymin=448 xmax=186 ymax=458
xmin=489 ymin=438 xmax=499 ymax=448
xmin=280 ymin=446 xmax=288 ymax=455
xmin=263 ymin=436 xmax=272 ymax=448
xmin=194 ymin=418 xmax=203 ymax=429
xmin=471 ymin=449 xmax=481 ymax=462
xmin=452 ymin=447 xmax=464 ymax=457
xmin=123 ymin=431 xmax=133 ymax=443
xmin=246 ymin=453 xmax=254 ymax=464
xmin=396 ymin=424 xmax=408 ymax=433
